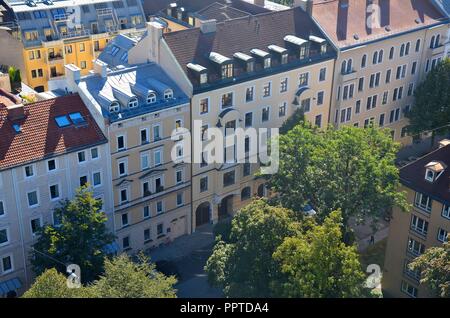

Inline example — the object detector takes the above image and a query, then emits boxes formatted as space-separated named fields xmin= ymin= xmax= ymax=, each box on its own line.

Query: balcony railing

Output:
xmin=48 ymin=53 xmax=63 ymax=61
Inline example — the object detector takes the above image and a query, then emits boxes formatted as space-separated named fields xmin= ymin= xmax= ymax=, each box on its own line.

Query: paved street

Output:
xmin=147 ymin=223 xmax=224 ymax=298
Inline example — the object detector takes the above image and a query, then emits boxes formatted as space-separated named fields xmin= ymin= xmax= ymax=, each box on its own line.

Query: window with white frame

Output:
xmin=414 ymin=192 xmax=432 ymax=213
xmin=442 ymin=204 xmax=450 ymax=219
xmin=120 ymin=188 xmax=128 ymax=204
xmin=118 ymin=159 xmax=127 ymax=177
xmin=200 ymin=98 xmax=209 ymax=114
xmin=121 ymin=213 xmax=129 ymax=227
xmin=263 ymin=82 xmax=271 ymax=98
xmin=49 ymin=184 xmax=60 ymax=200
xmin=410 ymin=214 xmax=429 ymax=236
xmin=221 ymin=92 xmax=233 ymax=109
xmin=117 ymin=135 xmax=126 ymax=151
xmin=176 ymin=193 xmax=183 ymax=206
xmin=0 ymin=201 xmax=4 ymax=217
xmin=0 ymin=254 xmax=13 ymax=275
xmin=0 ymin=228 xmax=9 ymax=246
xmin=298 ymin=72 xmax=309 ymax=87
xmin=407 ymin=238 xmax=425 ymax=257
xmin=262 ymin=107 xmax=270 ymax=122
xmin=401 ymin=280 xmax=418 ymax=298
xmin=280 ymin=78 xmax=288 ymax=93
xmin=141 ymin=152 xmax=150 ymax=170
xmin=47 ymin=159 xmax=57 ymax=171
xmin=24 ymin=165 xmax=34 ymax=178
xmin=140 ymin=128 xmax=149 ymax=144
xmin=77 ymin=151 xmax=86 ymax=163
xmin=279 ymin=102 xmax=286 ymax=117
xmin=90 ymin=148 xmax=99 ymax=160
xmin=153 ymin=124 xmax=161 ymax=141
xmin=93 ymin=171 xmax=101 ymax=187
xmin=156 ymin=201 xmax=163 ymax=214
xmin=154 ymin=149 xmax=162 ymax=166
xmin=30 ymin=217 xmax=41 ymax=235
xmin=438 ymin=228 xmax=448 ymax=243
xmin=176 ymin=169 xmax=183 ymax=184
xmin=27 ymin=191 xmax=39 ymax=207
xmin=143 ymin=206 xmax=150 ymax=219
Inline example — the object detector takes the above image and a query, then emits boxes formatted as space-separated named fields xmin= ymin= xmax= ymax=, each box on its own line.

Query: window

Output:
xmin=120 ymin=188 xmax=128 ymax=203
xmin=142 ymin=181 xmax=151 ymax=197
xmin=241 ymin=187 xmax=251 ymax=201
xmin=1 ymin=255 xmax=13 ymax=274
xmin=262 ymin=107 xmax=270 ymax=122
xmin=407 ymin=83 xmax=414 ymax=96
xmin=79 ymin=175 xmax=88 ymax=187
xmin=200 ymin=176 xmax=208 ymax=192
xmin=340 ymin=107 xmax=352 ymax=123
xmin=442 ymin=205 xmax=450 ymax=219
xmin=438 ymin=228 xmax=448 ymax=243
xmin=0 ymin=201 xmax=4 ymax=217
xmin=407 ymin=238 xmax=425 ymax=257
xmin=317 ymin=91 xmax=324 ymax=106
xmin=200 ymin=98 xmax=209 ymax=114
xmin=415 ymin=39 xmax=421 ymax=52
xmin=382 ymin=91 xmax=388 ymax=105
xmin=221 ymin=92 xmax=233 ymax=108
xmin=301 ymin=98 xmax=311 ymax=113
xmin=385 ymin=69 xmax=391 ymax=84
xmin=91 ymin=148 xmax=99 ymax=160
xmin=176 ymin=193 xmax=183 ymax=206
xmin=117 ymin=135 xmax=125 ymax=151
xmin=279 ymin=102 xmax=286 ymax=117
xmin=118 ymin=160 xmax=127 ymax=176
xmin=245 ymin=112 xmax=253 ymax=127
xmin=93 ymin=172 xmax=101 ymax=187
xmin=156 ymin=201 xmax=163 ymax=214
xmin=298 ymin=73 xmax=309 ymax=87
xmin=389 ymin=108 xmax=400 ymax=123
xmin=30 ymin=217 xmax=41 ymax=235
xmin=147 ymin=93 xmax=156 ymax=104
xmin=245 ymin=86 xmax=255 ymax=102
xmin=366 ymin=95 xmax=377 ymax=110
xmin=411 ymin=62 xmax=417 ymax=75
xmin=153 ymin=125 xmax=161 ymax=141
xmin=355 ymin=100 xmax=361 ymax=114
xmin=319 ymin=67 xmax=326 ymax=82
xmin=243 ymin=162 xmax=251 ymax=176
xmin=223 ymin=171 xmax=235 ymax=187
xmin=122 ymin=236 xmax=130 ymax=249
xmin=121 ymin=213 xmax=129 ymax=227
xmin=415 ymin=192 xmax=432 ymax=213
xmin=77 ymin=151 xmax=86 ymax=163
xmin=315 ymin=114 xmax=322 ymax=128
xmin=263 ymin=82 xmax=271 ymax=97
xmin=401 ymin=281 xmax=418 ymax=298
xmin=358 ymin=77 xmax=364 ymax=92
xmin=49 ymin=184 xmax=59 ymax=200
xmin=389 ymin=47 xmax=394 ymax=60
xmin=24 ymin=165 xmax=34 ymax=178
xmin=280 ymin=78 xmax=288 ymax=93
xmin=176 ymin=170 xmax=183 ymax=184
xmin=379 ymin=114 xmax=385 ymax=127
xmin=79 ymin=44 xmax=85 ymax=52
xmin=157 ymin=223 xmax=164 ymax=236
xmin=27 ymin=191 xmax=38 ymax=207
xmin=221 ymin=63 xmax=233 ymax=79
xmin=411 ymin=215 xmax=429 ymax=236
xmin=0 ymin=228 xmax=8 ymax=245
xmin=164 ymin=90 xmax=173 ymax=100
xmin=143 ymin=206 xmax=150 ymax=219
xmin=361 ymin=55 xmax=367 ymax=68
xmin=154 ymin=149 xmax=162 ymax=166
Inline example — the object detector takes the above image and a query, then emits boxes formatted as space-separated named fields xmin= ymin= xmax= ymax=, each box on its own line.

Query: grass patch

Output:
xmin=359 ymin=238 xmax=387 ymax=271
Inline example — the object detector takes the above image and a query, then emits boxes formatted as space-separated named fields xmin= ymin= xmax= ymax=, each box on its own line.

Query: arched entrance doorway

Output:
xmin=195 ymin=202 xmax=211 ymax=227
xmin=218 ymin=195 xmax=233 ymax=220
xmin=257 ymin=184 xmax=266 ymax=197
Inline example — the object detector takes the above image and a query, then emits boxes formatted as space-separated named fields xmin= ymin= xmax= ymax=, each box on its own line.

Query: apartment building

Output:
xmin=0 ymin=90 xmax=112 ymax=296
xmin=306 ymin=0 xmax=449 ymax=143
xmin=383 ymin=141 xmax=450 ymax=298
xmin=0 ymin=0 xmax=146 ymax=92
xmin=61 ymin=55 xmax=192 ymax=254
xmin=111 ymin=7 xmax=335 ymax=231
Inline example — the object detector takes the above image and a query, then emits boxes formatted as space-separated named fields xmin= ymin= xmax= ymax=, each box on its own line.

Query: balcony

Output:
xmin=341 ymin=69 xmax=358 ymax=82
xmin=48 ymin=53 xmax=63 ymax=63
xmin=155 ymin=185 xmax=164 ymax=193
xmin=430 ymin=44 xmax=445 ymax=55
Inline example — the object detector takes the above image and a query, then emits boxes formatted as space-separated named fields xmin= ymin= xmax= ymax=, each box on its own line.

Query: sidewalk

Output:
xmin=357 ymin=227 xmax=389 ymax=252
xmin=348 ymin=217 xmax=390 ymax=252
xmin=147 ymin=223 xmax=216 ymax=263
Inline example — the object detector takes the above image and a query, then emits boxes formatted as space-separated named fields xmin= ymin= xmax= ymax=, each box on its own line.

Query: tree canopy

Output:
xmin=31 ymin=185 xmax=115 ymax=283
xmin=406 ymin=58 xmax=450 ymax=144
xmin=266 ymin=123 xmax=409 ymax=226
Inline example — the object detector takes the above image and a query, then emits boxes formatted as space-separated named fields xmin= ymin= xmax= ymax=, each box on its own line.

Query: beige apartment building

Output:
xmin=308 ymin=0 xmax=449 ymax=143
xmin=383 ymin=141 xmax=450 ymax=298
xmin=62 ymin=55 xmax=192 ymax=254
xmin=0 ymin=91 xmax=113 ymax=296
xmin=111 ymin=8 xmax=336 ymax=230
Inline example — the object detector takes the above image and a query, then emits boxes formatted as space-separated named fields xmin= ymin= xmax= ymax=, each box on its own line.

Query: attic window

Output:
xmin=424 ymin=161 xmax=446 ymax=182
xmin=109 ymin=102 xmax=120 ymax=113
xmin=147 ymin=92 xmax=156 ymax=104
xmin=110 ymin=46 xmax=120 ymax=56
xmin=187 ymin=63 xmax=208 ymax=84
xmin=120 ymin=52 xmax=128 ymax=62
xmin=164 ymin=89 xmax=173 ymax=100
xmin=68 ymin=112 xmax=86 ymax=125
xmin=251 ymin=49 xmax=271 ymax=69
xmin=128 ymin=97 xmax=138 ymax=109
xmin=55 ymin=115 xmax=71 ymax=127
xmin=221 ymin=64 xmax=233 ymax=79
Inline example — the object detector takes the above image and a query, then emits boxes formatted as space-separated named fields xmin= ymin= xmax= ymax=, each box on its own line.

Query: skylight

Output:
xmin=68 ymin=112 xmax=86 ymax=125
xmin=111 ymin=46 xmax=120 ymax=57
xmin=55 ymin=115 xmax=71 ymax=127
xmin=12 ymin=124 xmax=21 ymax=133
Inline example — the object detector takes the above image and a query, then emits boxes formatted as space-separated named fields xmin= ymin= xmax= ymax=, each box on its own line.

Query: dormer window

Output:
xmin=200 ymin=73 xmax=208 ymax=84
xmin=209 ymin=52 xmax=233 ymax=79
xmin=251 ymin=49 xmax=271 ymax=70
xmin=233 ymin=52 xmax=254 ymax=73
xmin=424 ymin=161 xmax=446 ymax=182
xmin=147 ymin=93 xmax=156 ymax=104
xmin=164 ymin=89 xmax=173 ymax=100
xmin=128 ymin=98 xmax=138 ymax=109
xmin=268 ymin=45 xmax=288 ymax=65
xmin=221 ymin=64 xmax=233 ymax=79
xmin=284 ymin=35 xmax=309 ymax=60
xmin=187 ymin=63 xmax=208 ymax=85
xmin=109 ymin=102 xmax=120 ymax=113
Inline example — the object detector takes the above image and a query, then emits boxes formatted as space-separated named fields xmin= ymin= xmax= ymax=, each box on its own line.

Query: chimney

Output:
xmin=253 ymin=0 xmax=265 ymax=7
xmin=64 ymin=64 xmax=81 ymax=93
xmin=199 ymin=19 xmax=217 ymax=34
xmin=294 ymin=0 xmax=313 ymax=15
xmin=93 ymin=59 xmax=108 ymax=78
xmin=146 ymin=21 xmax=164 ymax=62
xmin=6 ymin=104 xmax=25 ymax=121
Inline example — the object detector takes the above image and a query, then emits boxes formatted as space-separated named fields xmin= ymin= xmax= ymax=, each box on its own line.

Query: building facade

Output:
xmin=383 ymin=141 xmax=450 ymax=298
xmin=63 ymin=57 xmax=193 ymax=254
xmin=0 ymin=0 xmax=146 ymax=92
xmin=309 ymin=0 xmax=449 ymax=143
xmin=0 ymin=91 xmax=112 ymax=296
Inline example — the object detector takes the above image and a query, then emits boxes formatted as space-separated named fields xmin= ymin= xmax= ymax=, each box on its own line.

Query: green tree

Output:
xmin=267 ymin=124 xmax=409 ymax=226
xmin=273 ymin=210 xmax=366 ymax=298
xmin=22 ymin=268 xmax=91 ymax=298
xmin=409 ymin=242 xmax=450 ymax=298
xmin=406 ymin=58 xmax=450 ymax=146
xmin=205 ymin=199 xmax=300 ymax=297
xmin=8 ymin=66 xmax=21 ymax=89
xmin=31 ymin=185 xmax=115 ymax=283
xmin=89 ymin=253 xmax=177 ymax=298
xmin=279 ymin=107 xmax=305 ymax=134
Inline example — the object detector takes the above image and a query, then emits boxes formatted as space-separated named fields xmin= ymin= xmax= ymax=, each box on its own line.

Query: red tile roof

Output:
xmin=0 ymin=94 xmax=107 ymax=170
xmin=311 ymin=0 xmax=447 ymax=49
xmin=400 ymin=145 xmax=450 ymax=203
